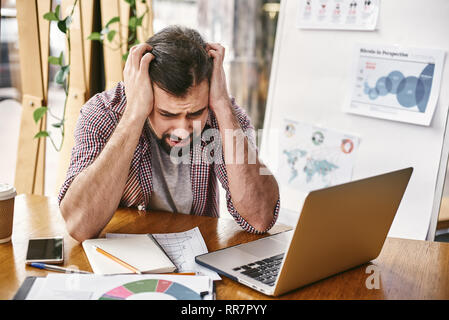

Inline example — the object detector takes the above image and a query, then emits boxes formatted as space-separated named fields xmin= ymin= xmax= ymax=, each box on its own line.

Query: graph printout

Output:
xmin=345 ymin=44 xmax=445 ymax=126
xmin=297 ymin=0 xmax=380 ymax=30
xmin=278 ymin=119 xmax=360 ymax=192
xmin=152 ymin=228 xmax=221 ymax=280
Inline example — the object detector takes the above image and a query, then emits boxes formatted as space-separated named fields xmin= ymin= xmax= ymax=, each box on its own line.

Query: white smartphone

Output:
xmin=25 ymin=236 xmax=64 ymax=264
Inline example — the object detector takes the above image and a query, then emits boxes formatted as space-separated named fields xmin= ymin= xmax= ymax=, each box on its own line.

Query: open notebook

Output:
xmin=82 ymin=235 xmax=177 ymax=274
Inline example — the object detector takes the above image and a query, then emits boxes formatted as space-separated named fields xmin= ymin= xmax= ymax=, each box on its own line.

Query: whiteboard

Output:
xmin=260 ymin=0 xmax=449 ymax=240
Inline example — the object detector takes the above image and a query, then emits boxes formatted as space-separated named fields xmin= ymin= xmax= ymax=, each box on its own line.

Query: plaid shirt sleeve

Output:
xmin=57 ymin=94 xmax=114 ymax=205
xmin=214 ymin=98 xmax=280 ymax=234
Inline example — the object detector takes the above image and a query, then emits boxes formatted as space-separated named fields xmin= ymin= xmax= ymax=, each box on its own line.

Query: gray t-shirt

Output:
xmin=147 ymin=126 xmax=193 ymax=214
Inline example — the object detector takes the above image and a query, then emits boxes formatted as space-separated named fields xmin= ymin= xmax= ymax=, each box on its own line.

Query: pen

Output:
xmin=29 ymin=262 xmax=92 ymax=274
xmin=93 ymin=245 xmax=142 ymax=274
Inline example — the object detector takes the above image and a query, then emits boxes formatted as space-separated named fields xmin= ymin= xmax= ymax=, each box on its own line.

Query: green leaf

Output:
xmin=43 ymin=11 xmax=58 ymax=21
xmin=87 ymin=32 xmax=103 ymax=41
xmin=51 ymin=122 xmax=63 ymax=128
xmin=59 ymin=51 xmax=64 ymax=64
xmin=136 ymin=15 xmax=144 ymax=27
xmin=122 ymin=52 xmax=129 ymax=61
xmin=33 ymin=107 xmax=48 ymax=123
xmin=107 ymin=30 xmax=117 ymax=42
xmin=105 ymin=16 xmax=120 ymax=28
xmin=48 ymin=55 xmax=61 ymax=65
xmin=34 ymin=131 xmax=50 ymax=139
xmin=54 ymin=5 xmax=60 ymax=19
xmin=55 ymin=65 xmax=70 ymax=85
xmin=55 ymin=69 xmax=64 ymax=85
xmin=128 ymin=16 xmax=138 ymax=30
xmin=57 ymin=19 xmax=67 ymax=33
xmin=57 ymin=16 xmax=72 ymax=34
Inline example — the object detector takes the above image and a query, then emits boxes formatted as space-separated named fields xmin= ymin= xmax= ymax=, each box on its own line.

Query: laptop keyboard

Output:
xmin=232 ymin=253 xmax=284 ymax=287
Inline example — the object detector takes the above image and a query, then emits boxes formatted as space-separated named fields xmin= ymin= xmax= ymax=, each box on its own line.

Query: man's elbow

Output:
xmin=251 ymin=211 xmax=276 ymax=234
xmin=60 ymin=199 xmax=95 ymax=242
xmin=66 ymin=221 xmax=93 ymax=243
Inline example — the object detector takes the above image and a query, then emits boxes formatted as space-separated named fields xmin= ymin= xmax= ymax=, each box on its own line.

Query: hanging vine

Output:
xmin=32 ymin=0 xmax=151 ymax=151
xmin=87 ymin=0 xmax=151 ymax=61
xmin=33 ymin=1 xmax=78 ymax=152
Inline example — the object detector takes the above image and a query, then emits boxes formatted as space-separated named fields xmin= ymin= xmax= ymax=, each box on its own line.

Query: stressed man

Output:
xmin=59 ymin=26 xmax=280 ymax=242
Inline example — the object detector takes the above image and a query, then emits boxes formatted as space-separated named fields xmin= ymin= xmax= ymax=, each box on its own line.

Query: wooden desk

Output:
xmin=1 ymin=194 xmax=449 ymax=300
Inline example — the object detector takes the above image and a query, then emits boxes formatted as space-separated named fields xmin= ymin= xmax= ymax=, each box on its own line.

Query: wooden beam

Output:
xmin=34 ymin=0 xmax=52 ymax=196
xmin=100 ymin=0 xmax=124 ymax=90
xmin=119 ymin=0 xmax=130 ymax=57
xmin=16 ymin=0 xmax=45 ymax=99
xmin=37 ymin=0 xmax=52 ymax=101
xmin=80 ymin=0 xmax=95 ymax=97
xmin=136 ymin=0 xmax=154 ymax=43
xmin=15 ymin=0 xmax=46 ymax=195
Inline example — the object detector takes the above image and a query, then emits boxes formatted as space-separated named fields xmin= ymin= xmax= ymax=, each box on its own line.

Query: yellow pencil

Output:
xmin=162 ymin=272 xmax=196 ymax=276
xmin=93 ymin=245 xmax=142 ymax=274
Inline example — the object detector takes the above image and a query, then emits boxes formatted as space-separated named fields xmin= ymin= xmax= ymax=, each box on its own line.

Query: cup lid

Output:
xmin=0 ymin=183 xmax=17 ymax=201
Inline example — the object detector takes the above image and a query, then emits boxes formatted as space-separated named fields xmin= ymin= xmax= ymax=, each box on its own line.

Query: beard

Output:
xmin=157 ymin=132 xmax=195 ymax=155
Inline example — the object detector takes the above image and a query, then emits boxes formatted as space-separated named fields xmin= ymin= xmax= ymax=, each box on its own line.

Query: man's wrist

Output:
xmin=212 ymin=98 xmax=236 ymax=129
xmin=121 ymin=105 xmax=149 ymax=128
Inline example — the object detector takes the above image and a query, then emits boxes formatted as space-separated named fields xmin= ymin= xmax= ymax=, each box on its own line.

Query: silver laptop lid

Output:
xmin=273 ymin=167 xmax=413 ymax=296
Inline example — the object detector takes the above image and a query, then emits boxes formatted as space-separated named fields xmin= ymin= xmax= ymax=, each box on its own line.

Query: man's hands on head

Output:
xmin=206 ymin=43 xmax=233 ymax=114
xmin=123 ymin=43 xmax=155 ymax=122
xmin=60 ymin=43 xmax=156 ymax=242
xmin=206 ymin=43 xmax=279 ymax=233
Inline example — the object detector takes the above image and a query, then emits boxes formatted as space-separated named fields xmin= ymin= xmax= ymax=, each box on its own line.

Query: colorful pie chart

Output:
xmin=99 ymin=279 xmax=202 ymax=300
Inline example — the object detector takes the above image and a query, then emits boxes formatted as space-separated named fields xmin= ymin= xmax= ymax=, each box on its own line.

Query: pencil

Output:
xmin=162 ymin=272 xmax=196 ymax=276
xmin=93 ymin=245 xmax=142 ymax=274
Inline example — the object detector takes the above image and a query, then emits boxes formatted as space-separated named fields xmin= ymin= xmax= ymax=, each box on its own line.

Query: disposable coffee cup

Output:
xmin=0 ymin=183 xmax=17 ymax=243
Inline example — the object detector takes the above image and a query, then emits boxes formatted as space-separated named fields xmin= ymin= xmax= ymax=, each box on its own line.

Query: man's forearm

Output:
xmin=214 ymin=101 xmax=279 ymax=232
xmin=60 ymin=111 xmax=146 ymax=241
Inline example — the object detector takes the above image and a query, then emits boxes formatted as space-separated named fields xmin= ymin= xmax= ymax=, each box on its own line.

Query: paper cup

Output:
xmin=0 ymin=183 xmax=17 ymax=243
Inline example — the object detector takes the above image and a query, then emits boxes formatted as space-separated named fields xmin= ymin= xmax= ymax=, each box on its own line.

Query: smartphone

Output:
xmin=25 ymin=236 xmax=64 ymax=264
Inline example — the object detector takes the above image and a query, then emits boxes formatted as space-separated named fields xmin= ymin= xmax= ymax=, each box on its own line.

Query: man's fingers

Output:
xmin=207 ymin=43 xmax=225 ymax=58
xmin=129 ymin=43 xmax=153 ymax=70
xmin=139 ymin=52 xmax=155 ymax=74
xmin=124 ymin=45 xmax=137 ymax=73
xmin=208 ymin=49 xmax=223 ymax=66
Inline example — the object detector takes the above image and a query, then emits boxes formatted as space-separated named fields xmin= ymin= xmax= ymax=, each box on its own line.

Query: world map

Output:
xmin=277 ymin=119 xmax=359 ymax=193
xmin=283 ymin=149 xmax=339 ymax=184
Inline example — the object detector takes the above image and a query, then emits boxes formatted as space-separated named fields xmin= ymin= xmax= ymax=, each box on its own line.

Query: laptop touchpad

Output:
xmin=236 ymin=237 xmax=287 ymax=259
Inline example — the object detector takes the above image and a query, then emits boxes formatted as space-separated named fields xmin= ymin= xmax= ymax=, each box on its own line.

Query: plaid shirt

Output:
xmin=58 ymin=82 xmax=280 ymax=233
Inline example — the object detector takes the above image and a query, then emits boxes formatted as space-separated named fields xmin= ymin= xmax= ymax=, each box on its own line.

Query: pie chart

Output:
xmin=99 ymin=279 xmax=202 ymax=300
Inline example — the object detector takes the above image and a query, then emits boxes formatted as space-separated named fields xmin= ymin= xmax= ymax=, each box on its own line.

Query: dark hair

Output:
xmin=145 ymin=25 xmax=213 ymax=97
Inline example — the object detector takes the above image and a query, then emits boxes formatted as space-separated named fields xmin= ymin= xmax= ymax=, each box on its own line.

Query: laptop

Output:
xmin=195 ymin=167 xmax=413 ymax=296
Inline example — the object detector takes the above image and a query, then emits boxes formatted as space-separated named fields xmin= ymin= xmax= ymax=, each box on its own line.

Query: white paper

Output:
xmin=106 ymin=227 xmax=221 ymax=280
xmin=345 ymin=44 xmax=446 ymax=126
xmin=297 ymin=0 xmax=379 ymax=30
xmin=277 ymin=119 xmax=360 ymax=204
xmin=26 ymin=274 xmax=213 ymax=300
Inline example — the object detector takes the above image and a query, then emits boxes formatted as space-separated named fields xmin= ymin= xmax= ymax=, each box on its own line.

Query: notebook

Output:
xmin=82 ymin=235 xmax=177 ymax=274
